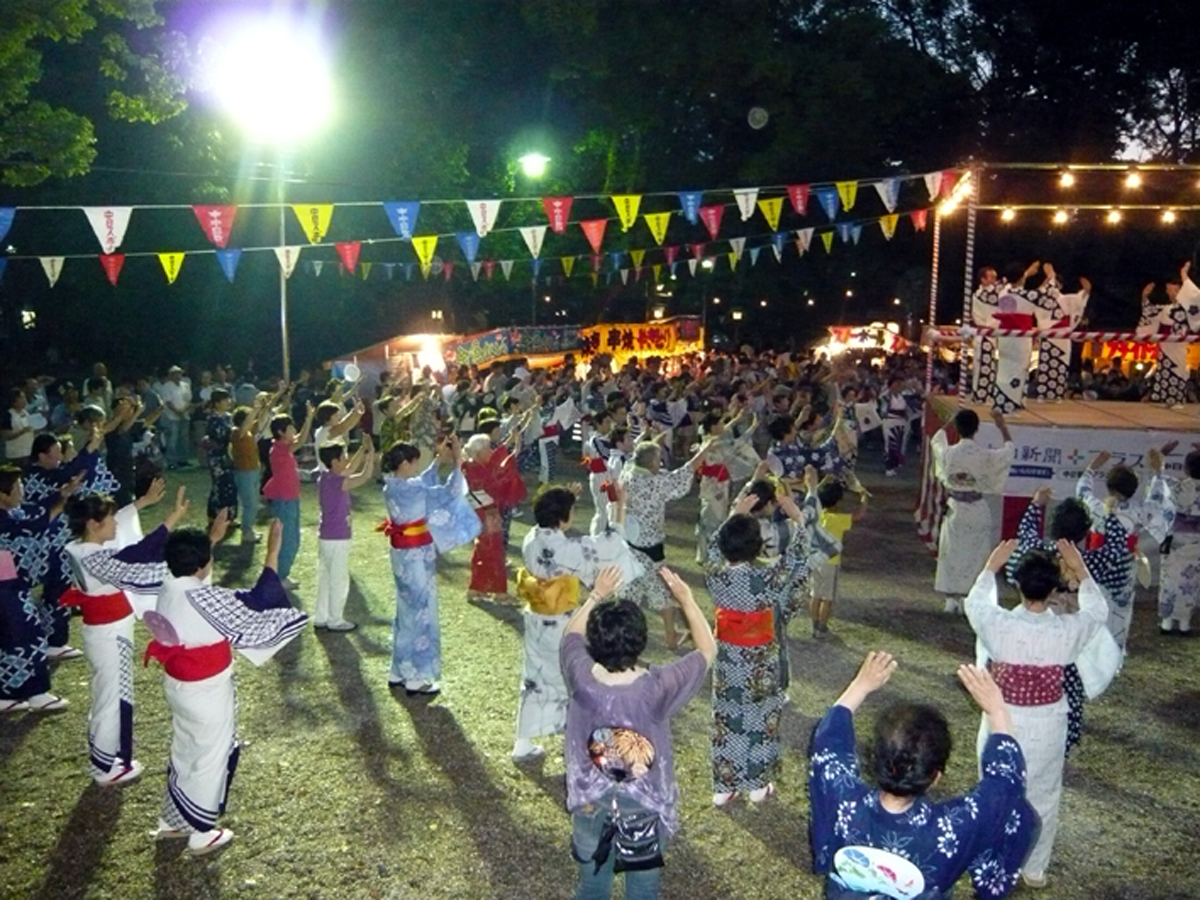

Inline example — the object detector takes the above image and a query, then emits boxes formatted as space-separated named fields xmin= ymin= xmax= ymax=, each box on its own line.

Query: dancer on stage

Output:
xmin=931 ymin=408 xmax=1014 ymax=614
xmin=1033 ymin=265 xmax=1091 ymax=401
xmin=1159 ymin=445 xmax=1200 ymax=634
xmin=150 ymin=517 xmax=307 ymax=855
xmin=991 ymin=262 xmax=1059 ymax=413
xmin=970 ymin=266 xmax=1001 ymax=404
xmin=1148 ymin=264 xmax=1200 ymax=406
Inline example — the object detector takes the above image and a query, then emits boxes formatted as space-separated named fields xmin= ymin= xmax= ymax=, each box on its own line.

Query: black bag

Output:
xmin=590 ymin=802 xmax=664 ymax=874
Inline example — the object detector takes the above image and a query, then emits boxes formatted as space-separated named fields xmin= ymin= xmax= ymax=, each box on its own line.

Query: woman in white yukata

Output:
xmin=1158 ymin=445 xmax=1200 ymax=634
xmin=380 ymin=437 xmax=479 ymax=696
xmin=694 ymin=405 xmax=759 ymax=563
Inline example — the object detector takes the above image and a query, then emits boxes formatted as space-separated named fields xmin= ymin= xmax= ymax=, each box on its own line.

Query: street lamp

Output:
xmin=210 ymin=18 xmax=334 ymax=382
xmin=519 ymin=153 xmax=550 ymax=179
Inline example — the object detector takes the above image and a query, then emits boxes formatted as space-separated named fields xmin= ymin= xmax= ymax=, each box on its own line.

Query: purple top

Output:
xmin=560 ymin=632 xmax=707 ymax=835
xmin=318 ymin=472 xmax=352 ymax=540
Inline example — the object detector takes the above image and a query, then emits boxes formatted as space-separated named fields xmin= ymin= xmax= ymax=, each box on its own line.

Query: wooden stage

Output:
xmin=930 ymin=398 xmax=1200 ymax=433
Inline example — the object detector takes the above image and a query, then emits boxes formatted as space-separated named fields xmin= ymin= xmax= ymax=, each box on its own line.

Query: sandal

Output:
xmin=713 ymin=791 xmax=738 ymax=807
xmin=27 ymin=693 xmax=68 ymax=712
xmin=0 ymin=699 xmax=29 ymax=714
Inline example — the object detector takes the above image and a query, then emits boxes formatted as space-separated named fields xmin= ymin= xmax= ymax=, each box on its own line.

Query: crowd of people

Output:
xmin=1 ymin=326 xmax=1196 ymax=897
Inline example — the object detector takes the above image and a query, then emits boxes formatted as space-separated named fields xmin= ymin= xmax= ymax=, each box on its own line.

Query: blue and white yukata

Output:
xmin=0 ymin=497 xmax=62 ymax=704
xmin=1148 ymin=276 xmax=1200 ymax=405
xmin=809 ymin=704 xmax=1037 ymax=900
xmin=382 ymin=463 xmax=479 ymax=687
xmin=971 ymin=280 xmax=1001 ymax=404
xmin=1160 ymin=474 xmax=1200 ymax=631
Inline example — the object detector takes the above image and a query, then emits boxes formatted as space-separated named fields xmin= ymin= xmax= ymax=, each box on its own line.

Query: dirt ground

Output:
xmin=2 ymin=450 xmax=1198 ymax=900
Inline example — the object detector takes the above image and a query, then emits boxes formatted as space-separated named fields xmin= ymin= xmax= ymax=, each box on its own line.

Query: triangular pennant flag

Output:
xmin=688 ymin=258 xmax=699 ymax=276
xmin=610 ymin=251 xmax=623 ymax=272
xmin=727 ymin=252 xmax=738 ymax=271
xmin=851 ymin=224 xmax=863 ymax=245
xmin=83 ymin=207 xmax=133 ymax=254
xmin=404 ymin=263 xmax=415 ymax=281
xmin=611 ymin=195 xmax=642 ymax=231
xmin=733 ymin=188 xmax=758 ymax=221
xmin=191 ymin=205 xmax=237 ymax=248
xmin=786 ymin=184 xmax=809 ymax=216
xmin=605 ymin=272 xmax=613 ymax=286
xmin=771 ymin=231 xmax=786 ymax=262
xmin=688 ymin=242 xmax=706 ymax=259
xmin=466 ymin=199 xmax=502 ymax=237
xmin=590 ymin=254 xmax=602 ymax=273
xmin=158 ymin=252 xmax=185 ymax=284
xmin=668 ymin=261 xmax=677 ymax=277
xmin=292 ymin=204 xmax=334 ymax=243
xmin=312 ymin=259 xmax=325 ymax=277
xmin=644 ymin=212 xmax=671 ymax=245
xmin=941 ymin=170 xmax=959 ymax=197
xmin=362 ymin=262 xmax=374 ymax=280
xmin=542 ymin=196 xmax=574 ymax=234
xmin=561 ymin=256 xmax=575 ymax=277
xmin=530 ymin=259 xmax=542 ymax=280
xmin=633 ymin=267 xmax=643 ymax=283
xmin=749 ymin=246 xmax=761 ymax=266
xmin=619 ymin=269 xmax=629 ymax=285
xmin=678 ymin=191 xmax=703 ymax=225
xmin=630 ymin=249 xmax=646 ymax=268
xmin=383 ymin=263 xmax=396 ymax=280
xmin=837 ymin=223 xmax=854 ymax=244
xmin=40 ymin=257 xmax=64 ymax=287
xmin=216 ymin=249 xmax=241 ymax=283
xmin=923 ymin=172 xmax=942 ymax=201
xmin=0 ymin=207 xmax=14 ymax=243
xmin=339 ymin=262 xmax=348 ymax=277
xmin=873 ymin=179 xmax=900 ymax=213
xmin=100 ymin=253 xmax=125 ymax=285
xmin=664 ymin=245 xmax=679 ymax=266
xmin=274 ymin=246 xmax=302 ymax=278
xmin=880 ymin=214 xmax=899 ymax=240
xmin=820 ymin=232 xmax=834 ymax=253
xmin=835 ymin=181 xmax=858 ymax=212
xmin=442 ymin=261 xmax=453 ymax=281
xmin=796 ymin=228 xmax=814 ymax=253
xmin=519 ymin=225 xmax=547 ymax=258
xmin=729 ymin=236 xmax=746 ymax=259
xmin=336 ymin=241 xmax=361 ymax=274
xmin=382 ymin=201 xmax=420 ymax=239
xmin=652 ymin=263 xmax=661 ymax=283
xmin=591 ymin=272 xmax=599 ymax=287
xmin=911 ymin=209 xmax=929 ymax=231
xmin=580 ymin=219 xmax=607 ymax=254
xmin=699 ymin=205 xmax=724 ymax=240
xmin=757 ymin=196 xmax=784 ymax=231
xmin=500 ymin=259 xmax=514 ymax=280
xmin=412 ymin=236 xmax=438 ymax=275
xmin=813 ymin=188 xmax=839 ymax=221
xmin=483 ymin=260 xmax=496 ymax=281
xmin=470 ymin=261 xmax=482 ymax=282
xmin=456 ymin=231 xmax=480 ymax=264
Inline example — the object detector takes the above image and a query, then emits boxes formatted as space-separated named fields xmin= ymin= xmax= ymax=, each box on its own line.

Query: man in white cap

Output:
xmin=158 ymin=366 xmax=192 ymax=469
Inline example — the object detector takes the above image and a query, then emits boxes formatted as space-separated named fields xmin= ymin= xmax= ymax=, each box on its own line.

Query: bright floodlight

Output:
xmin=1001 ymin=208 xmax=1016 ymax=222
xmin=1053 ymin=209 xmax=1069 ymax=224
xmin=519 ymin=153 xmax=550 ymax=178
xmin=1059 ymin=171 xmax=1075 ymax=188
xmin=1163 ymin=209 xmax=1178 ymax=224
xmin=211 ymin=22 xmax=333 ymax=144
xmin=1124 ymin=171 xmax=1142 ymax=189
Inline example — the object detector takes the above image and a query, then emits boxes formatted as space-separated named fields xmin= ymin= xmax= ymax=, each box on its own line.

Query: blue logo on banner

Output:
xmin=814 ymin=187 xmax=839 ymax=221
xmin=772 ymin=231 xmax=787 ymax=255
xmin=216 ymin=248 xmax=241 ymax=283
xmin=383 ymin=201 xmax=420 ymax=239
xmin=678 ymin=191 xmax=703 ymax=225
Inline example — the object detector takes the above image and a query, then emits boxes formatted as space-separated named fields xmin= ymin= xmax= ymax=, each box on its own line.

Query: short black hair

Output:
xmin=1049 ymin=498 xmax=1091 ymax=543
xmin=318 ymin=442 xmax=346 ymax=469
xmin=314 ymin=401 xmax=340 ymax=426
xmin=31 ymin=433 xmax=59 ymax=460
xmin=1106 ymin=465 xmax=1138 ymax=500
xmin=954 ymin=409 xmax=980 ymax=438
xmin=747 ymin=479 xmax=776 ymax=513
xmin=0 ymin=465 xmax=21 ymax=497
xmin=585 ymin=599 xmax=647 ymax=672
xmin=210 ymin=388 xmax=232 ymax=406
xmin=382 ymin=441 xmax=421 ymax=473
xmin=502 ymin=395 xmax=520 ymax=412
xmin=66 ymin=493 xmax=118 ymax=538
xmin=872 ymin=704 xmax=952 ymax=797
xmin=610 ymin=427 xmax=630 ymax=446
xmin=232 ymin=407 xmax=251 ymax=428
xmin=718 ymin=513 xmax=764 ymax=563
xmin=1186 ymin=450 xmax=1200 ymax=481
xmin=164 ymin=528 xmax=213 ymax=577
xmin=700 ymin=411 xmax=722 ymax=433
xmin=533 ymin=486 xmax=575 ymax=528
xmin=592 ymin=409 xmax=613 ymax=429
xmin=1014 ymin=549 xmax=1063 ymax=601
xmin=270 ymin=414 xmax=294 ymax=438
xmin=768 ymin=414 xmax=794 ymax=443
xmin=817 ymin=481 xmax=845 ymax=510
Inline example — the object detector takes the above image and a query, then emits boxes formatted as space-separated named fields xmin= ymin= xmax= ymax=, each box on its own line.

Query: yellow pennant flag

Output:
xmin=412 ymin=235 xmax=438 ymax=275
xmin=361 ymin=262 xmax=374 ymax=280
xmin=158 ymin=252 xmax=184 ymax=284
xmin=590 ymin=272 xmax=598 ymax=287
xmin=757 ymin=196 xmax=784 ymax=231
xmin=644 ymin=211 xmax=671 ymax=245
xmin=561 ymin=256 xmax=575 ymax=277
xmin=880 ymin=214 xmax=899 ymax=240
xmin=291 ymin=204 xmax=334 ymax=243
xmin=727 ymin=251 xmax=739 ymax=271
xmin=630 ymin=249 xmax=646 ymax=268
xmin=652 ymin=263 xmax=661 ymax=283
xmin=611 ymin=195 xmax=642 ymax=232
xmin=820 ymin=231 xmax=834 ymax=253
xmin=835 ymin=182 xmax=858 ymax=212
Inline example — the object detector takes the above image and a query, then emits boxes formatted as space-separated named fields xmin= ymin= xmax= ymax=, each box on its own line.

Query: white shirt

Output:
xmin=159 ymin=380 xmax=191 ymax=421
xmin=4 ymin=407 xmax=33 ymax=459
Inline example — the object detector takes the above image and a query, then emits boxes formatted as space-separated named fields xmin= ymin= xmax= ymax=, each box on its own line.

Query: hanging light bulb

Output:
xmin=1124 ymin=171 xmax=1142 ymax=189
xmin=1059 ymin=171 xmax=1076 ymax=188
xmin=1000 ymin=208 xmax=1016 ymax=222
xmin=1162 ymin=209 xmax=1178 ymax=224
xmin=1106 ymin=209 xmax=1122 ymax=224
xmin=1053 ymin=209 xmax=1069 ymax=224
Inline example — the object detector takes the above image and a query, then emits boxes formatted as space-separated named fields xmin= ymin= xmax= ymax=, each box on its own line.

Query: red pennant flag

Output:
xmin=590 ymin=254 xmax=602 ymax=273
xmin=911 ymin=209 xmax=929 ymax=231
xmin=483 ymin=259 xmax=496 ymax=280
xmin=664 ymin=245 xmax=679 ymax=266
xmin=336 ymin=241 xmax=361 ymax=274
xmin=688 ymin=242 xmax=706 ymax=259
xmin=580 ymin=219 xmax=607 ymax=254
xmin=443 ymin=261 xmax=455 ymax=281
xmin=542 ymin=196 xmax=574 ymax=234
xmin=192 ymin=205 xmax=237 ymax=248
xmin=785 ymin=185 xmax=809 ymax=216
xmin=940 ymin=170 xmax=958 ymax=197
xmin=698 ymin=205 xmax=724 ymax=240
xmin=100 ymin=253 xmax=125 ymax=285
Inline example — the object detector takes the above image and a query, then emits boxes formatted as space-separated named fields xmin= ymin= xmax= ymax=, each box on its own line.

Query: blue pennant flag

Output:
xmin=610 ymin=251 xmax=623 ymax=271
xmin=531 ymin=258 xmax=543 ymax=279
xmin=404 ymin=263 xmax=415 ymax=281
xmin=851 ymin=224 xmax=863 ymax=245
xmin=668 ymin=261 xmax=678 ymax=277
xmin=0 ymin=208 xmax=15 ymax=244
xmin=749 ymin=246 xmax=762 ymax=266
xmin=383 ymin=201 xmax=420 ymax=239
xmin=772 ymin=231 xmax=787 ymax=255
xmin=456 ymin=231 xmax=480 ymax=264
xmin=836 ymin=223 xmax=854 ymax=244
xmin=216 ymin=248 xmax=241 ymax=283
xmin=605 ymin=272 xmax=613 ymax=285
xmin=677 ymin=191 xmax=703 ymax=225
xmin=814 ymin=187 xmax=839 ymax=222
xmin=383 ymin=263 xmax=396 ymax=280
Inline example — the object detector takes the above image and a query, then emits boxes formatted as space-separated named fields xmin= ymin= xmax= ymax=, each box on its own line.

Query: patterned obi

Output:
xmin=698 ymin=463 xmax=730 ymax=482
xmin=988 ymin=661 xmax=1064 ymax=706
xmin=59 ymin=587 xmax=133 ymax=626
xmin=945 ymin=489 xmax=984 ymax=503
xmin=1174 ymin=513 xmax=1200 ymax=535
xmin=515 ymin=569 xmax=579 ymax=616
xmin=714 ymin=607 xmax=775 ymax=647
xmin=379 ymin=518 xmax=433 ymax=549
xmin=144 ymin=639 xmax=232 ymax=681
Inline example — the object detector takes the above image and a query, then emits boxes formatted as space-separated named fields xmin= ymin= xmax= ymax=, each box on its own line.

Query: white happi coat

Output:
xmin=931 ymin=432 xmax=1013 ymax=595
xmin=966 ymin=570 xmax=1107 ymax=878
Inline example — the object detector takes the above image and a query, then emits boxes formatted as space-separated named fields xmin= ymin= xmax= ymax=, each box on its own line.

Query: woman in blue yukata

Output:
xmin=381 ymin=436 xmax=479 ymax=696
xmin=809 ymin=651 xmax=1038 ymax=900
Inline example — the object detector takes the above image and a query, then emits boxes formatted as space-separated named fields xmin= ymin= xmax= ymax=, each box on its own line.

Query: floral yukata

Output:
xmin=205 ymin=412 xmax=237 ymax=520
xmin=809 ymin=705 xmax=1037 ymax=900
xmin=617 ymin=460 xmax=696 ymax=556
xmin=1160 ymin=474 xmax=1200 ymax=631
xmin=1149 ymin=276 xmax=1200 ymax=405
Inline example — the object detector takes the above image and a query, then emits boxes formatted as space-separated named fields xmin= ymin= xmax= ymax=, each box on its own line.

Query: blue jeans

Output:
xmin=234 ymin=470 xmax=259 ymax=536
xmin=161 ymin=417 xmax=188 ymax=467
xmin=272 ymin=499 xmax=300 ymax=579
xmin=572 ymin=798 xmax=664 ymax=900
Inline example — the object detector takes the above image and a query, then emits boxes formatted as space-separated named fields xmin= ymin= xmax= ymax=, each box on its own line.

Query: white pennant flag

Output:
xmin=729 ymin=236 xmax=746 ymax=259
xmin=40 ymin=256 xmax=64 ymax=287
xmin=500 ymin=259 xmax=514 ymax=280
xmin=466 ymin=199 xmax=502 ymax=237
xmin=312 ymin=260 xmax=324 ymax=277
xmin=733 ymin=188 xmax=759 ymax=221
xmin=619 ymin=269 xmax=629 ymax=284
xmin=470 ymin=261 xmax=482 ymax=282
xmin=923 ymin=171 xmax=943 ymax=201
xmin=687 ymin=258 xmax=699 ymax=276
xmin=771 ymin=243 xmax=782 ymax=262
xmin=274 ymin=246 xmax=302 ymax=279
xmin=873 ymin=179 xmax=899 ymax=213
xmin=519 ymin=225 xmax=547 ymax=258
xmin=82 ymin=206 xmax=133 ymax=255
xmin=795 ymin=228 xmax=814 ymax=253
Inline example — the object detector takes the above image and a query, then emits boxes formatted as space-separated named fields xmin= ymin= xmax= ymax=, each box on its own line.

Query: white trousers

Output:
xmin=316 ymin=538 xmax=351 ymax=625
xmin=81 ymin=615 xmax=135 ymax=777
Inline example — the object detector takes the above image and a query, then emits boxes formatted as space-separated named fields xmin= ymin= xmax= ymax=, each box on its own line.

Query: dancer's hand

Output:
xmin=1057 ymin=539 xmax=1088 ymax=583
xmin=985 ymin=539 xmax=1018 ymax=573
xmin=660 ymin=567 xmax=694 ymax=607
xmin=733 ymin=493 xmax=758 ymax=516
xmin=164 ymin=487 xmax=189 ymax=530
xmin=1143 ymin=282 xmax=1156 ymax=299
xmin=1161 ymin=440 xmax=1179 ymax=457
xmin=1148 ymin=447 xmax=1164 ymax=472
xmin=136 ymin=477 xmax=166 ymax=509
xmin=591 ymin=565 xmax=623 ymax=600
xmin=1032 ymin=486 xmax=1051 ymax=506
xmin=209 ymin=508 xmax=230 ymax=544
xmin=835 ymin=651 xmax=897 ymax=713
xmin=1086 ymin=451 xmax=1110 ymax=471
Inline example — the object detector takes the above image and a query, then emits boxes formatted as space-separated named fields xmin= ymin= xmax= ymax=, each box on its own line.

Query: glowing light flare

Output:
xmin=759 ymin=300 xmax=768 ymax=307
xmin=1124 ymin=171 xmax=1142 ymax=189
xmin=711 ymin=297 xmax=721 ymax=305
xmin=937 ymin=170 xmax=974 ymax=216
xmin=416 ymin=336 xmax=447 ymax=373
xmin=1059 ymin=171 xmax=1076 ymax=188
xmin=806 ymin=299 xmax=815 ymax=307
xmin=1106 ymin=209 xmax=1122 ymax=224
xmin=701 ymin=258 xmax=715 ymax=269
xmin=731 ymin=310 xmax=744 ymax=321
xmin=1162 ymin=210 xmax=1178 ymax=224
xmin=1053 ymin=209 xmax=1069 ymax=224
xmin=893 ymin=298 xmax=902 ymax=306
xmin=519 ymin=153 xmax=550 ymax=179
xmin=1000 ymin=208 xmax=1016 ymax=222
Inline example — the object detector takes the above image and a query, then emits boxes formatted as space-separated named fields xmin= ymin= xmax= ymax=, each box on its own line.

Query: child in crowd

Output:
xmin=261 ymin=404 xmax=315 ymax=590
xmin=315 ymin=437 xmax=376 ymax=631
xmin=810 ymin=476 xmax=869 ymax=637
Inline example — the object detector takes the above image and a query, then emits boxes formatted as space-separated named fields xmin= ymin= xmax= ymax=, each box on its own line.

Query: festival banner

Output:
xmin=158 ymin=252 xmax=184 ymax=284
xmin=441 ymin=262 xmax=451 ymax=281
xmin=620 ymin=269 xmax=629 ymax=284
xmin=455 ymin=231 xmax=480 ymax=264
xmin=678 ymin=191 xmax=703 ymax=225
xmin=542 ymin=196 xmax=573 ymax=233
xmin=689 ymin=242 xmax=706 ymax=259
xmin=771 ymin=231 xmax=787 ymax=261
xmin=500 ymin=259 xmax=514 ymax=280
xmin=404 ymin=263 xmax=415 ymax=281
xmin=911 ymin=209 xmax=929 ymax=231
xmin=83 ymin=206 xmax=133 ymax=255
xmin=530 ymin=259 xmax=541 ymax=280
xmin=820 ymin=231 xmax=834 ymax=253
xmin=466 ymin=199 xmax=501 ymax=237
xmin=786 ymin=184 xmax=809 ymax=216
xmin=687 ymin=258 xmax=699 ymax=276
xmin=412 ymin=235 xmax=438 ymax=274
xmin=580 ymin=321 xmax=688 ymax=361
xmin=217 ymin=249 xmax=241 ymax=283
xmin=644 ymin=212 xmax=671 ymax=245
xmin=923 ymin=172 xmax=942 ymax=201
xmin=873 ymin=179 xmax=899 ymax=213
xmin=100 ymin=253 xmax=125 ymax=285
xmin=652 ymin=263 xmax=661 ymax=283
xmin=336 ymin=241 xmax=362 ymax=274
xmin=448 ymin=325 xmax=582 ymax=367
xmin=729 ymin=236 xmax=746 ymax=260
xmin=611 ymin=194 xmax=642 ymax=231
xmin=940 ymin=169 xmax=958 ymax=197
xmin=292 ymin=204 xmax=334 ymax=243
xmin=880 ymin=214 xmax=899 ymax=240
xmin=192 ymin=204 xmax=237 ymax=248
xmin=664 ymin=245 xmax=679 ymax=266
xmin=359 ymin=262 xmax=371 ymax=280
xmin=470 ymin=261 xmax=482 ymax=281
xmin=0 ymin=207 xmax=14 ymax=243
xmin=610 ymin=251 xmax=623 ymax=272
xmin=796 ymin=227 xmax=814 ymax=253
xmin=40 ymin=257 xmax=64 ymax=287
xmin=630 ymin=249 xmax=646 ymax=268
xmin=562 ymin=256 xmax=575 ymax=277
xmin=590 ymin=254 xmax=602 ymax=273
xmin=836 ymin=181 xmax=858 ymax=212
xmin=727 ymin=252 xmax=738 ymax=271
xmin=382 ymin=201 xmax=420 ymax=239
xmin=749 ymin=246 xmax=761 ymax=266
xmin=484 ymin=259 xmax=496 ymax=280
xmin=520 ymin=225 xmax=547 ymax=258
xmin=274 ymin=246 xmax=302 ymax=278
xmin=311 ymin=259 xmax=324 ymax=277
xmin=581 ymin=218 xmax=607 ymax=253
xmin=852 ymin=224 xmax=863 ymax=245
xmin=733 ymin=188 xmax=759 ymax=221
xmin=699 ymin=205 xmax=724 ymax=240
xmin=813 ymin=188 xmax=839 ymax=222
xmin=757 ymin=196 xmax=784 ymax=231
xmin=837 ymin=223 xmax=853 ymax=244
xmin=384 ymin=263 xmax=396 ymax=280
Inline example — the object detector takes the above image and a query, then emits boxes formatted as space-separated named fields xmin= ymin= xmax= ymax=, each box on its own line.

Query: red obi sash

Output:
xmin=988 ymin=661 xmax=1064 ymax=706
xmin=699 ymin=463 xmax=730 ymax=482
xmin=993 ymin=313 xmax=1037 ymax=330
xmin=144 ymin=639 xmax=232 ymax=681
xmin=586 ymin=457 xmax=608 ymax=474
xmin=59 ymin=587 xmax=133 ymax=626
xmin=540 ymin=424 xmax=560 ymax=440
xmin=1085 ymin=531 xmax=1138 ymax=553
xmin=599 ymin=480 xmax=618 ymax=502
xmin=714 ymin=607 xmax=775 ymax=647
xmin=377 ymin=518 xmax=433 ymax=549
